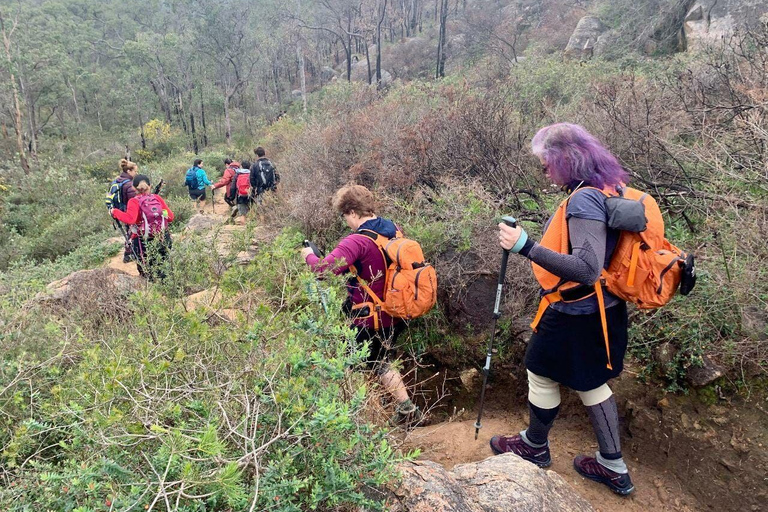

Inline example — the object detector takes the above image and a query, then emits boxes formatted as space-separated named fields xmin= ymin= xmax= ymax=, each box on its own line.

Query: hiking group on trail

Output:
xmin=109 ymin=173 xmax=174 ymax=281
xmin=103 ymin=125 xmax=695 ymax=497
xmin=207 ymin=147 xmax=280 ymax=224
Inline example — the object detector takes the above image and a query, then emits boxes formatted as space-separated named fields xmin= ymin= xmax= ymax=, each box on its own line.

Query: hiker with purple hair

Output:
xmin=490 ymin=123 xmax=635 ymax=496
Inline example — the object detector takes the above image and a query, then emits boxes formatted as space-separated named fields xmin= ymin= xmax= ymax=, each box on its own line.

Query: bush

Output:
xmin=0 ymin=230 xmax=405 ymax=511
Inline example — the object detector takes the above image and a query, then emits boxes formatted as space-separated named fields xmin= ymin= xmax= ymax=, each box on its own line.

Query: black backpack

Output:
xmin=251 ymin=159 xmax=279 ymax=192
xmin=106 ymin=178 xmax=131 ymax=211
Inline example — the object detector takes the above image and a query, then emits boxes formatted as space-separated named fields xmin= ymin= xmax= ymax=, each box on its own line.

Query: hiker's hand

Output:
xmin=301 ymin=247 xmax=314 ymax=260
xmin=499 ymin=222 xmax=528 ymax=253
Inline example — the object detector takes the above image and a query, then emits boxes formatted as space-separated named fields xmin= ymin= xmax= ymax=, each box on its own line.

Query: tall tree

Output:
xmin=0 ymin=4 xmax=29 ymax=174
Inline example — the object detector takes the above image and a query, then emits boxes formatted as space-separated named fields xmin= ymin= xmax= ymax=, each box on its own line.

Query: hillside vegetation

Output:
xmin=1 ymin=0 xmax=767 ymax=510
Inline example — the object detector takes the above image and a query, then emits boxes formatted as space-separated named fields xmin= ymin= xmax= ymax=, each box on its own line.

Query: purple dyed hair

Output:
xmin=531 ymin=123 xmax=628 ymax=190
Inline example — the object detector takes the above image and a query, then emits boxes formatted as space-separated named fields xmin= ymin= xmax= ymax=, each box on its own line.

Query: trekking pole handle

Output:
xmin=303 ymin=240 xmax=324 ymax=258
xmin=493 ymin=216 xmax=517 ymax=319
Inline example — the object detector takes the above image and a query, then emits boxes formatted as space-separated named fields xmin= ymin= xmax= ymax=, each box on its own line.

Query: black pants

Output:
xmin=355 ymin=321 xmax=405 ymax=375
xmin=132 ymin=232 xmax=172 ymax=282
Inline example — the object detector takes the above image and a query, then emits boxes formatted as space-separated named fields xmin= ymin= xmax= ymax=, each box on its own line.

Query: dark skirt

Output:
xmin=189 ymin=188 xmax=207 ymax=201
xmin=524 ymin=301 xmax=628 ymax=391
xmin=355 ymin=321 xmax=405 ymax=374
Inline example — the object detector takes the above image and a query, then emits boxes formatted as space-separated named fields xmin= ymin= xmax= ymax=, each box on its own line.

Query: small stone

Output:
xmin=459 ymin=368 xmax=480 ymax=390
xmin=680 ymin=413 xmax=692 ymax=429
xmin=657 ymin=398 xmax=670 ymax=408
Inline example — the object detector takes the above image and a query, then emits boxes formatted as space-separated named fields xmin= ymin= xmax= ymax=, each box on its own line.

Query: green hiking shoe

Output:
xmin=391 ymin=400 xmax=424 ymax=427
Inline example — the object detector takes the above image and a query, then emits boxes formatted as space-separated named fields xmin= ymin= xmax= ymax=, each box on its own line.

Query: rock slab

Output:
xmin=564 ymin=16 xmax=606 ymax=59
xmin=389 ymin=455 xmax=595 ymax=512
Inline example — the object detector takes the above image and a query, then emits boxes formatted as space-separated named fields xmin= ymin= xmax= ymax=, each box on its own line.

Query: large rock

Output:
xmin=350 ymin=59 xmax=393 ymax=86
xmin=388 ymin=456 xmax=595 ymax=512
xmin=185 ymin=214 xmax=223 ymax=233
xmin=684 ymin=1 xmax=768 ymax=49
xmin=565 ymin=16 xmax=607 ymax=59
xmin=34 ymin=268 xmax=144 ymax=311
xmin=320 ymin=66 xmax=338 ymax=82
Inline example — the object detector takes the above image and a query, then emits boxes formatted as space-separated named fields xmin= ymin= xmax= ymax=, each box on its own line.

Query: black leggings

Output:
xmin=355 ymin=321 xmax=405 ymax=375
xmin=132 ymin=233 xmax=172 ymax=282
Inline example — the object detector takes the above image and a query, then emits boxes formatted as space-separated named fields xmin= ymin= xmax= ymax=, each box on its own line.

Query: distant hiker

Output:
xmin=250 ymin=147 xmax=279 ymax=205
xmin=489 ymin=123 xmax=635 ymax=496
xmin=105 ymin=159 xmax=139 ymax=263
xmin=233 ymin=160 xmax=252 ymax=225
xmin=185 ymin=159 xmax=212 ymax=213
xmin=211 ymin=158 xmax=241 ymax=216
xmin=111 ymin=174 xmax=174 ymax=281
xmin=301 ymin=184 xmax=423 ymax=426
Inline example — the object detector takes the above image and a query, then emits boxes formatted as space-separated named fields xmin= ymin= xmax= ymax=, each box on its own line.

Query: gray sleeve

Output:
xmin=526 ymin=217 xmax=607 ymax=286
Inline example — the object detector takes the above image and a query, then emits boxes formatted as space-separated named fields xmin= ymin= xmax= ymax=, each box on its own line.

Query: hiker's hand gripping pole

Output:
xmin=474 ymin=216 xmax=516 ymax=440
xmin=303 ymin=240 xmax=329 ymax=314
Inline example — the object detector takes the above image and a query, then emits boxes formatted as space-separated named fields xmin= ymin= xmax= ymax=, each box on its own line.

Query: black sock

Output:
xmin=524 ymin=402 xmax=559 ymax=446
xmin=586 ymin=395 xmax=623 ymax=460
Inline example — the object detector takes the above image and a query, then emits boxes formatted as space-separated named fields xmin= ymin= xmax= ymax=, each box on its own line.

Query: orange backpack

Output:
xmin=349 ymin=229 xmax=437 ymax=329
xmin=531 ymin=185 xmax=695 ymax=368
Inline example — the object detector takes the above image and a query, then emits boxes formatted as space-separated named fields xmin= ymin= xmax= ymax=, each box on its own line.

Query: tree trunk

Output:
xmin=199 ymin=85 xmax=208 ymax=147
xmin=273 ymin=63 xmax=282 ymax=104
xmin=178 ymin=91 xmax=188 ymax=133
xmin=224 ymin=94 xmax=232 ymax=146
xmin=297 ymin=37 xmax=307 ymax=114
xmin=435 ymin=0 xmax=448 ymax=79
xmin=190 ymin=112 xmax=198 ymax=154
xmin=19 ymin=75 xmax=38 ymax=163
xmin=377 ymin=0 xmax=388 ymax=87
xmin=139 ymin=115 xmax=147 ymax=150
xmin=67 ymin=78 xmax=81 ymax=124
xmin=1 ymin=18 xmax=29 ymax=173
xmin=365 ymin=38 xmax=372 ymax=84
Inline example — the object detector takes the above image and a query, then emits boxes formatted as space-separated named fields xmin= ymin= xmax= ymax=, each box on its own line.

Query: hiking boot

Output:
xmin=391 ymin=401 xmax=424 ymax=427
xmin=573 ymin=455 xmax=635 ymax=496
xmin=489 ymin=434 xmax=552 ymax=467
xmin=123 ymin=253 xmax=134 ymax=264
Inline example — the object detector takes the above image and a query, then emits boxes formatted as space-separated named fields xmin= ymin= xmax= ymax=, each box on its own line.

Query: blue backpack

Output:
xmin=185 ymin=167 xmax=199 ymax=190
xmin=106 ymin=178 xmax=131 ymax=211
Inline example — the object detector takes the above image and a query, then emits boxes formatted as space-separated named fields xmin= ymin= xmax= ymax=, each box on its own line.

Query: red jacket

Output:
xmin=112 ymin=194 xmax=174 ymax=227
xmin=212 ymin=163 xmax=239 ymax=190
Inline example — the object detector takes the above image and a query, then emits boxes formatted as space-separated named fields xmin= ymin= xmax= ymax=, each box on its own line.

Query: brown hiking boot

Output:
xmin=489 ymin=434 xmax=552 ymax=467
xmin=573 ymin=455 xmax=635 ymax=496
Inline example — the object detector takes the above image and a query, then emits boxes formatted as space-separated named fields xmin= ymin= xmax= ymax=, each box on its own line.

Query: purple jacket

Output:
xmin=305 ymin=218 xmax=398 ymax=329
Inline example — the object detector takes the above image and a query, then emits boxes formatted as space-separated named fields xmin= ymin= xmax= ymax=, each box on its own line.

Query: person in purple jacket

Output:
xmin=300 ymin=184 xmax=423 ymax=425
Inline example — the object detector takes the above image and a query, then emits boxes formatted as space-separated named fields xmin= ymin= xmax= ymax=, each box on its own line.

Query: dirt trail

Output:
xmin=406 ymin=407 xmax=703 ymax=512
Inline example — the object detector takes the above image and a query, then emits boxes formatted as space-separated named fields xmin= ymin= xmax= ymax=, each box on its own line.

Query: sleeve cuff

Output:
xmin=518 ymin=238 xmax=536 ymax=258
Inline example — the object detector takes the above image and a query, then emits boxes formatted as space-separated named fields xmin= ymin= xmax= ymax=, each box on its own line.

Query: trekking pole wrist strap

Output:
xmin=510 ymin=229 xmax=528 ymax=254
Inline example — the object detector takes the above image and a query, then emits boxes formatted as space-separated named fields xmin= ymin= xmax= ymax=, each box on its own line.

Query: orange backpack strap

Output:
xmin=530 ymin=291 xmax=562 ymax=332
xmin=348 ymin=229 xmax=392 ymax=329
xmin=594 ymin=279 xmax=613 ymax=370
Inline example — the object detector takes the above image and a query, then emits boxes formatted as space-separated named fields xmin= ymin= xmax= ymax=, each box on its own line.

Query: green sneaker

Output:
xmin=391 ymin=400 xmax=424 ymax=427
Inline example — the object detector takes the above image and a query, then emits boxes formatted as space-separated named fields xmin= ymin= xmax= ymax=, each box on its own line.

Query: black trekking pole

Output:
xmin=112 ymin=216 xmax=140 ymax=262
xmin=474 ymin=216 xmax=517 ymax=440
xmin=303 ymin=240 xmax=329 ymax=314
xmin=211 ymin=187 xmax=215 ymax=215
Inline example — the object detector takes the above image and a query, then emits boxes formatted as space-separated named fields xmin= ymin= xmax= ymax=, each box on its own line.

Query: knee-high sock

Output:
xmin=586 ymin=395 xmax=628 ymax=473
xmin=522 ymin=401 xmax=559 ymax=447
